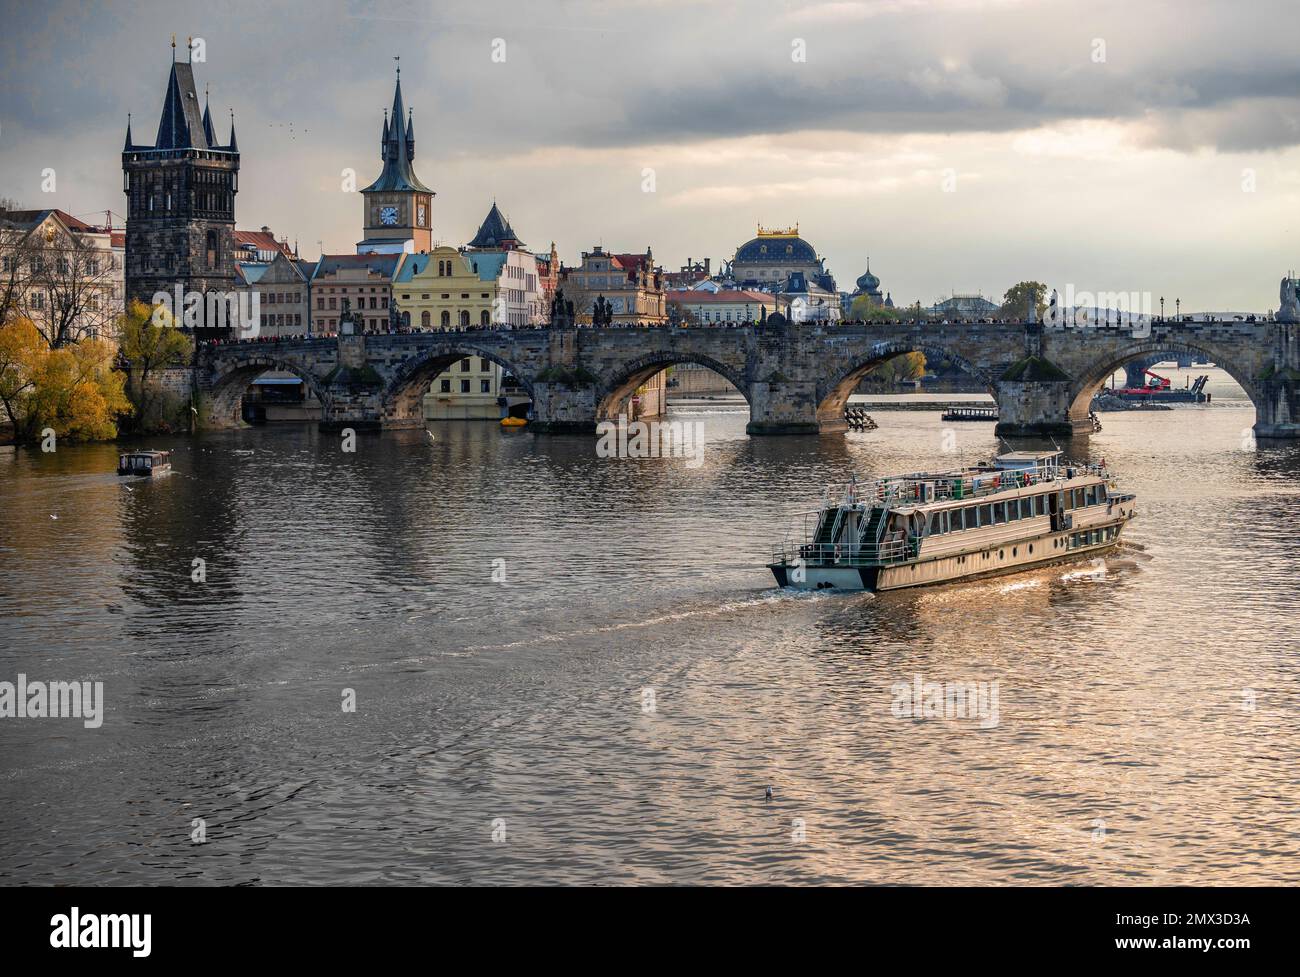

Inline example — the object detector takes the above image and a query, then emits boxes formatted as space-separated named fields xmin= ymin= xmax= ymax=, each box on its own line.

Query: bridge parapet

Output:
xmin=189 ymin=318 xmax=1297 ymax=438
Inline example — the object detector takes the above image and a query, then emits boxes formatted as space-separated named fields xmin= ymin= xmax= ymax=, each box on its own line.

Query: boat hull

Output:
xmin=771 ymin=523 xmax=1128 ymax=593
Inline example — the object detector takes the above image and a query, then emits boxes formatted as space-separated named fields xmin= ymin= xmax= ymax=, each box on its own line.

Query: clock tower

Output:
xmin=358 ymin=66 xmax=433 ymax=254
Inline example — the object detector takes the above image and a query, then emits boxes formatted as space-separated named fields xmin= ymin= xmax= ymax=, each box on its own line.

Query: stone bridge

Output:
xmin=195 ymin=318 xmax=1300 ymax=438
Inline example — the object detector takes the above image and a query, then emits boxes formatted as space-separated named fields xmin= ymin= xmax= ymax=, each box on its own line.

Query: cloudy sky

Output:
xmin=2 ymin=0 xmax=1299 ymax=310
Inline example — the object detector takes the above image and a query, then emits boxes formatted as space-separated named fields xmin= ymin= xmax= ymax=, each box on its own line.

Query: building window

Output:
xmin=460 ymin=379 xmax=470 ymax=393
xmin=480 ymin=310 xmax=490 ymax=326
xmin=440 ymin=311 xmax=450 ymax=328
xmin=459 ymin=310 xmax=470 ymax=327
xmin=421 ymin=311 xmax=431 ymax=328
xmin=460 ymin=358 xmax=471 ymax=372
xmin=440 ymin=378 xmax=451 ymax=393
xmin=480 ymin=379 xmax=491 ymax=393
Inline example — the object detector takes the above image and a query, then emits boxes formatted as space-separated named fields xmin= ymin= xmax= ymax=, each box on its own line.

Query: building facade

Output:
xmin=122 ymin=48 xmax=240 ymax=316
xmin=666 ymin=288 xmax=776 ymax=325
xmin=730 ymin=225 xmax=835 ymax=293
xmin=232 ymin=251 xmax=313 ymax=337
xmin=310 ymin=254 xmax=399 ymax=335
xmin=563 ymin=246 xmax=666 ymax=324
xmin=0 ymin=208 xmax=123 ymax=343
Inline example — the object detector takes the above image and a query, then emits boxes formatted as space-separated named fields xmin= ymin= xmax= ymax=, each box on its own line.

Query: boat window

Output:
xmin=928 ymin=512 xmax=943 ymax=535
xmin=1087 ymin=485 xmax=1099 ymax=506
xmin=1019 ymin=498 xmax=1032 ymax=519
xmin=993 ymin=503 xmax=1006 ymax=524
xmin=979 ymin=504 xmax=992 ymax=526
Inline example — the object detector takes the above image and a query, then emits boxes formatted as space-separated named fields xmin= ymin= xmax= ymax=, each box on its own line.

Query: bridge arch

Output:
xmin=596 ymin=352 xmax=750 ymax=421
xmin=382 ymin=343 xmax=536 ymax=425
xmin=1065 ymin=338 xmax=1261 ymax=427
xmin=206 ymin=355 xmax=332 ymax=428
xmin=816 ymin=342 xmax=997 ymax=430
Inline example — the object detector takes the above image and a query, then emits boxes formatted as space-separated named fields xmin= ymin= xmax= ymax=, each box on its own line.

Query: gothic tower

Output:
xmin=359 ymin=65 xmax=434 ymax=254
xmin=122 ymin=39 xmax=240 ymax=314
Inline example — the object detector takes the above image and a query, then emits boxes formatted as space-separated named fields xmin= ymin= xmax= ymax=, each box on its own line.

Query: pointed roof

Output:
xmin=227 ymin=112 xmax=238 ymax=152
xmin=133 ymin=53 xmax=236 ymax=155
xmin=468 ymin=202 xmax=522 ymax=249
xmin=202 ymin=89 xmax=217 ymax=146
xmin=361 ymin=70 xmax=432 ymax=193
xmin=154 ymin=61 xmax=208 ymax=150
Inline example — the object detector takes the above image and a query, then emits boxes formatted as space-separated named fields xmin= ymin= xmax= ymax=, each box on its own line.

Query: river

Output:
xmin=1 ymin=366 xmax=1297 ymax=884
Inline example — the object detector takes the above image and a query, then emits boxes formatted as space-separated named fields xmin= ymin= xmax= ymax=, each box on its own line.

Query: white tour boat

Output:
xmin=769 ymin=450 xmax=1135 ymax=592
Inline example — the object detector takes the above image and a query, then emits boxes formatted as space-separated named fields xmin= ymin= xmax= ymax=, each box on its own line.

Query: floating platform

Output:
xmin=942 ymin=406 xmax=999 ymax=422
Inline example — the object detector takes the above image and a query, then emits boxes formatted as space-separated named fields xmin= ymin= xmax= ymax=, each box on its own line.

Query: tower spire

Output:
xmin=124 ymin=113 xmax=133 ymax=151
xmin=228 ymin=109 xmax=238 ymax=152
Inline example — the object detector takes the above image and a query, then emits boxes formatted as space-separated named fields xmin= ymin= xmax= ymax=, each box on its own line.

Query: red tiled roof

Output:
xmin=610 ymin=252 xmax=656 ymax=274
xmin=666 ymin=289 xmax=775 ymax=304
xmin=0 ymin=209 xmax=103 ymax=233
xmin=234 ymin=229 xmax=293 ymax=257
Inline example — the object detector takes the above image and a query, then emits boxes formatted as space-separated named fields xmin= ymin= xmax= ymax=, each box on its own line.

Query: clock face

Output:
xmin=417 ymin=204 xmax=426 ymax=227
xmin=379 ymin=206 xmax=399 ymax=226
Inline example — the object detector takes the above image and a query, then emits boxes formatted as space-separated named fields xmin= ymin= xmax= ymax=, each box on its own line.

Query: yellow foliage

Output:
xmin=0 ymin=317 xmax=129 ymax=442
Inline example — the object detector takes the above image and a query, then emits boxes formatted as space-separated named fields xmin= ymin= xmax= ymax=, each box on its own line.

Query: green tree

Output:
xmin=1000 ymin=281 xmax=1048 ymax=321
xmin=117 ymin=299 xmax=194 ymax=431
xmin=848 ymin=294 xmax=903 ymax=323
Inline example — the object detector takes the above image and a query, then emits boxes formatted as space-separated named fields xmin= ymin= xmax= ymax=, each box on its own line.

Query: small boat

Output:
xmin=117 ymin=449 xmax=171 ymax=477
xmin=769 ymin=450 xmax=1135 ymax=592
xmin=500 ymin=416 xmax=527 ymax=428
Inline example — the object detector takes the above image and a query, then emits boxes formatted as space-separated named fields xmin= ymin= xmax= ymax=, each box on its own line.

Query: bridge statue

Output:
xmin=549 ymin=288 xmax=575 ymax=329
xmin=1278 ymin=277 xmax=1300 ymax=323
xmin=592 ymin=295 xmax=614 ymax=327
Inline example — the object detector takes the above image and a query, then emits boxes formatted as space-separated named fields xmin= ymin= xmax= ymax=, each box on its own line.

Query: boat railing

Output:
xmin=821 ymin=462 xmax=1107 ymax=509
xmin=771 ymin=537 xmax=915 ymax=568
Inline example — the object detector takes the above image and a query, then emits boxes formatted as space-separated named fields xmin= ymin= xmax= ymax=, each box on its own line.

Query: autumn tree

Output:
xmin=0 ymin=317 xmax=128 ymax=442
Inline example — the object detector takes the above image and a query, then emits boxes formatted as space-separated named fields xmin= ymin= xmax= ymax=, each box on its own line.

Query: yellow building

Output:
xmin=393 ymin=246 xmax=497 ymax=331
xmin=393 ymin=246 xmax=520 ymax=419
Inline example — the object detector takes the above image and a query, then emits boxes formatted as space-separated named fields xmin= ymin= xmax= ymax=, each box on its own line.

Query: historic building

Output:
xmin=309 ymin=253 xmax=400 ymax=335
xmin=232 ymin=251 xmax=314 ymax=338
xmin=666 ymin=289 xmax=776 ymax=325
xmin=563 ymin=246 xmax=666 ymax=324
xmin=781 ymin=271 xmax=842 ymax=323
xmin=928 ymin=293 xmax=1001 ymax=318
xmin=122 ymin=43 xmax=239 ymax=313
xmin=729 ymin=225 xmax=835 ymax=293
xmin=0 ymin=208 xmax=123 ymax=343
xmin=463 ymin=203 xmax=545 ymax=326
xmin=357 ymin=68 xmax=434 ymax=255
